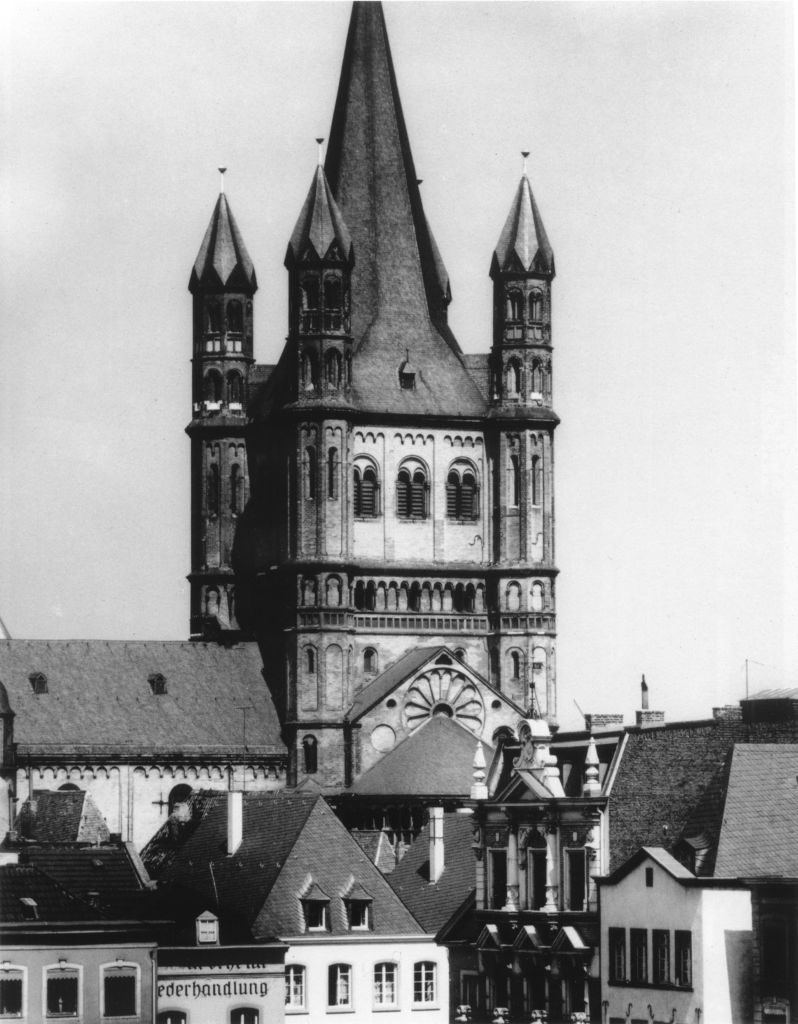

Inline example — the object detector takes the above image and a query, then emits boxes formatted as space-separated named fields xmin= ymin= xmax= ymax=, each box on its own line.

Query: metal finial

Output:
xmin=315 ymin=138 xmax=325 ymax=165
xmin=521 ymin=151 xmax=530 ymax=176
xmin=218 ymin=167 xmax=227 ymax=193
xmin=416 ymin=179 xmax=423 ymax=187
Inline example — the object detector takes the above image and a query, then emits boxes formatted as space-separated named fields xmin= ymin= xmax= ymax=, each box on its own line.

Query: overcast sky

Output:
xmin=1 ymin=2 xmax=794 ymax=731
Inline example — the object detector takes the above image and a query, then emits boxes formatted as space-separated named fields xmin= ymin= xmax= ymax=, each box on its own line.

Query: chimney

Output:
xmin=635 ymin=675 xmax=665 ymax=727
xmin=641 ymin=674 xmax=649 ymax=710
xmin=227 ymin=791 xmax=243 ymax=856
xmin=429 ymin=807 xmax=444 ymax=883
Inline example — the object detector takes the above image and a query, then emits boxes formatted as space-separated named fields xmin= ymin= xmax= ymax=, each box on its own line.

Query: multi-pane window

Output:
xmin=413 ymin=962 xmax=436 ymax=1005
xmin=608 ymin=928 xmax=626 ymax=984
xmin=347 ymin=899 xmax=371 ymax=930
xmin=653 ymin=929 xmax=670 ymax=985
xmin=0 ymin=970 xmax=23 ymax=1017
xmin=566 ymin=849 xmax=587 ymax=911
xmin=328 ymin=964 xmax=352 ymax=1008
xmin=675 ymin=930 xmax=692 ymax=988
xmin=46 ymin=967 xmax=79 ymax=1017
xmin=285 ymin=965 xmax=306 ymax=1009
xmin=303 ymin=898 xmax=329 ymax=931
xmin=630 ymin=928 xmax=648 ymax=984
xmin=354 ymin=464 xmax=379 ymax=517
xmin=373 ymin=963 xmax=397 ymax=1007
xmin=103 ymin=965 xmax=137 ymax=1017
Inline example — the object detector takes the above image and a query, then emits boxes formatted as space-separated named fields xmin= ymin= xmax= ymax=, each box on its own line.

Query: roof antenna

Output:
xmin=316 ymin=137 xmax=325 ymax=165
xmin=218 ymin=167 xmax=227 ymax=194
xmin=521 ymin=150 xmax=530 ymax=176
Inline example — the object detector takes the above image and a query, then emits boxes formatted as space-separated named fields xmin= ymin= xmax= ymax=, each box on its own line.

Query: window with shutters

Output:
xmin=102 ymin=964 xmax=138 ymax=1017
xmin=354 ymin=459 xmax=380 ymax=517
xmin=0 ymin=969 xmax=23 ymax=1018
xmin=396 ymin=460 xmax=428 ymax=520
xmin=675 ymin=930 xmax=692 ymax=988
xmin=630 ymin=928 xmax=648 ymax=984
xmin=653 ymin=929 xmax=670 ymax=985
xmin=45 ymin=965 xmax=80 ymax=1018
xmin=608 ymin=928 xmax=626 ymax=984
xmin=446 ymin=461 xmax=479 ymax=520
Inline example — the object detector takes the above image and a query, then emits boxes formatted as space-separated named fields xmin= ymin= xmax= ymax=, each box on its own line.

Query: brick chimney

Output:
xmin=636 ymin=675 xmax=665 ymax=727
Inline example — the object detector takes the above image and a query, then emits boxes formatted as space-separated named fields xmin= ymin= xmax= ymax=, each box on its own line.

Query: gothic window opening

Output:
xmin=302 ymin=735 xmax=318 ymax=775
xmin=363 ymin=648 xmax=378 ymax=675
xmin=324 ymin=349 xmax=342 ymax=389
xmin=529 ymin=290 xmax=543 ymax=321
xmin=299 ymin=277 xmax=320 ymax=333
xmin=365 ymin=581 xmax=377 ymax=611
xmin=354 ymin=461 xmax=380 ymax=517
xmin=207 ymin=464 xmax=220 ymax=516
xmin=206 ymin=302 xmax=222 ymax=334
xmin=531 ymin=360 xmax=543 ymax=395
xmin=230 ymin=464 xmax=244 ymax=515
xmin=327 ymin=447 xmax=337 ymax=499
xmin=305 ymin=446 xmax=317 ymax=501
xmin=323 ymin=277 xmax=343 ymax=332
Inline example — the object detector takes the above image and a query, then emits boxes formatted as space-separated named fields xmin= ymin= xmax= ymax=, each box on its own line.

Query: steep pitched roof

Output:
xmin=14 ymin=791 xmax=109 ymax=844
xmin=151 ymin=792 xmax=421 ymax=940
xmin=492 ymin=174 xmax=554 ymax=277
xmin=0 ymin=640 xmax=284 ymax=759
xmin=349 ymin=716 xmax=492 ymax=797
xmin=322 ymin=2 xmax=486 ymax=418
xmin=388 ymin=811 xmax=475 ymax=934
xmin=714 ymin=744 xmax=798 ymax=878
xmin=190 ymin=192 xmax=257 ymax=293
xmin=0 ymin=864 xmax=101 ymax=923
xmin=287 ymin=164 xmax=353 ymax=265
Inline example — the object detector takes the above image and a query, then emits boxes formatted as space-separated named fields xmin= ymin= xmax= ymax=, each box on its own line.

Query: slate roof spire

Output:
xmin=322 ymin=1 xmax=484 ymax=416
xmin=492 ymin=165 xmax=555 ymax=278
xmin=189 ymin=179 xmax=257 ymax=294
xmin=285 ymin=161 xmax=354 ymax=267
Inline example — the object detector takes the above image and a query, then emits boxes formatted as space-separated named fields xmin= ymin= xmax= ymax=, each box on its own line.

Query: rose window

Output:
xmin=403 ymin=670 xmax=484 ymax=734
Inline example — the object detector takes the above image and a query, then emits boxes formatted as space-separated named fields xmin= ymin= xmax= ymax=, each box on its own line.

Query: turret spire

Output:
xmin=190 ymin=187 xmax=257 ymax=294
xmin=492 ymin=170 xmax=554 ymax=278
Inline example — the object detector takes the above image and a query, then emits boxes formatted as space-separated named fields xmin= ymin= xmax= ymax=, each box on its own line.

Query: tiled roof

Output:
xmin=714 ymin=744 xmax=798 ymax=878
xmin=190 ymin=192 xmax=257 ymax=293
xmin=0 ymin=640 xmax=284 ymax=759
xmin=463 ymin=354 xmax=491 ymax=401
xmin=348 ymin=646 xmax=442 ymax=720
xmin=492 ymin=174 xmax=554 ymax=276
xmin=0 ymin=864 xmax=101 ymax=923
xmin=287 ymin=164 xmax=353 ymax=264
xmin=22 ymin=845 xmax=153 ymax=919
xmin=388 ymin=811 xmax=475 ymax=934
xmin=349 ymin=716 xmax=492 ymax=797
xmin=608 ymin=716 xmax=798 ymax=874
xmin=350 ymin=830 xmax=397 ymax=873
xmin=320 ymin=3 xmax=486 ymax=418
xmin=14 ymin=791 xmax=109 ymax=844
xmin=151 ymin=792 xmax=422 ymax=940
xmin=746 ymin=688 xmax=798 ymax=700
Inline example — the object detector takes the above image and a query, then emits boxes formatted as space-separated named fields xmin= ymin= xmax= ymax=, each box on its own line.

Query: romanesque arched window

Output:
xmin=446 ymin=461 xmax=479 ymax=520
xmin=531 ymin=456 xmax=542 ymax=506
xmin=324 ymin=276 xmax=343 ymax=332
xmin=531 ymin=581 xmax=544 ymax=612
xmin=226 ymin=300 xmax=243 ymax=333
xmin=301 ymin=351 xmax=317 ymax=392
xmin=506 ymin=290 xmax=523 ymax=321
xmin=529 ymin=290 xmax=543 ymax=321
xmin=207 ymin=464 xmax=220 ymax=516
xmin=325 ymin=349 xmax=342 ymax=389
xmin=506 ymin=582 xmax=522 ymax=612
xmin=363 ymin=648 xmax=378 ymax=675
xmin=302 ymin=735 xmax=318 ymax=774
xmin=305 ymin=647 xmax=316 ymax=674
xmin=326 ymin=576 xmax=341 ymax=607
xmin=509 ymin=453 xmax=521 ymax=507
xmin=327 ymin=447 xmax=337 ymax=499
xmin=505 ymin=360 xmax=521 ymax=397
xmin=204 ymin=370 xmax=223 ymax=404
xmin=230 ymin=464 xmax=244 ymax=515
xmin=397 ymin=459 xmax=428 ymax=520
xmin=305 ymin=446 xmax=317 ymax=500
xmin=227 ymin=371 xmax=243 ymax=405
xmin=509 ymin=649 xmax=523 ymax=680
xmin=354 ymin=459 xmax=380 ymax=517
xmin=299 ymin=277 xmax=320 ymax=333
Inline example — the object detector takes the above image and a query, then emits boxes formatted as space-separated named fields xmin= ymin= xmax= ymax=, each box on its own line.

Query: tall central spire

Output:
xmin=323 ymin=2 xmax=484 ymax=416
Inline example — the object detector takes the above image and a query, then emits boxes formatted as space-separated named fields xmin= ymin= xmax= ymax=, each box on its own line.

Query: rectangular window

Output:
xmin=304 ymin=900 xmax=328 ymax=931
xmin=630 ymin=928 xmax=648 ymax=985
xmin=566 ymin=849 xmax=586 ymax=911
xmin=413 ymin=962 xmax=436 ymax=1005
xmin=46 ymin=970 xmax=79 ymax=1017
xmin=653 ymin=929 xmax=670 ymax=985
xmin=488 ymin=849 xmax=507 ymax=909
xmin=460 ymin=972 xmax=482 ymax=1015
xmin=675 ymin=931 xmax=692 ymax=988
xmin=609 ymin=928 xmax=626 ymax=984
xmin=373 ymin=962 xmax=397 ymax=1008
xmin=285 ymin=966 xmax=305 ymax=1010
xmin=527 ymin=848 xmax=547 ymax=909
xmin=328 ymin=964 xmax=352 ymax=1008
xmin=103 ymin=967 xmax=137 ymax=1017
xmin=0 ymin=973 xmax=23 ymax=1017
xmin=347 ymin=900 xmax=370 ymax=930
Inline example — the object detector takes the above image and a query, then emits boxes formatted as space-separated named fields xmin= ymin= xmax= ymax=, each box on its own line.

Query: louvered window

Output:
xmin=411 ymin=471 xmax=426 ymax=517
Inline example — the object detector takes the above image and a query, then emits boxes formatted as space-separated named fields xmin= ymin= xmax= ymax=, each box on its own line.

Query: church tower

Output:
xmin=234 ymin=2 xmax=561 ymax=787
xmin=487 ymin=163 xmax=558 ymax=721
xmin=187 ymin=174 xmax=256 ymax=640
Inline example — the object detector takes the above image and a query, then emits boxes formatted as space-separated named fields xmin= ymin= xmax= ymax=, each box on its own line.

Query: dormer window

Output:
xmin=148 ymin=673 xmax=167 ymax=696
xmin=348 ymin=900 xmax=370 ymax=929
xmin=19 ymin=897 xmax=38 ymax=920
xmin=195 ymin=911 xmax=219 ymax=945
xmin=301 ymin=885 xmax=330 ymax=931
xmin=29 ymin=672 xmax=47 ymax=695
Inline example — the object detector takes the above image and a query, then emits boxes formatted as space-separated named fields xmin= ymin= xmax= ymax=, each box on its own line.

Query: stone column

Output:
xmin=544 ymin=826 xmax=559 ymax=911
xmin=504 ymin=827 xmax=520 ymax=911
